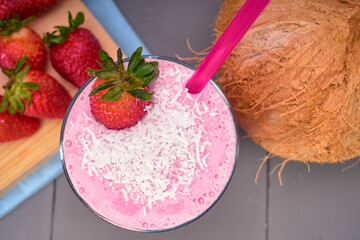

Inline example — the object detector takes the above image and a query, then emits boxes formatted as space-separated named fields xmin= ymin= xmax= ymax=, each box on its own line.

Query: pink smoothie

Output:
xmin=61 ymin=57 xmax=238 ymax=232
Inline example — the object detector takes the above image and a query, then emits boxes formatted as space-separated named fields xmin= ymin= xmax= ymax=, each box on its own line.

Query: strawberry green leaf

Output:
xmin=13 ymin=95 xmax=25 ymax=115
xmin=99 ymin=50 xmax=118 ymax=70
xmin=68 ymin=12 xmax=76 ymax=30
xmin=14 ymin=56 xmax=28 ymax=73
xmin=18 ymin=88 xmax=32 ymax=105
xmin=1 ymin=67 xmax=14 ymax=79
xmin=87 ymin=68 xmax=122 ymax=79
xmin=116 ymin=48 xmax=125 ymax=71
xmin=95 ymin=70 xmax=121 ymax=79
xmin=142 ymin=68 xmax=159 ymax=88
xmin=43 ymin=31 xmax=66 ymax=47
xmin=133 ymin=59 xmax=145 ymax=74
xmin=2 ymin=29 xmax=12 ymax=36
xmin=21 ymin=15 xmax=36 ymax=26
xmin=8 ymin=96 xmax=18 ymax=116
xmin=20 ymin=82 xmax=40 ymax=90
xmin=0 ymin=95 xmax=9 ymax=113
xmin=128 ymin=47 xmax=143 ymax=73
xmin=74 ymin=12 xmax=85 ymax=27
xmin=0 ymin=15 xmax=35 ymax=36
xmin=56 ymin=26 xmax=70 ymax=36
xmin=69 ymin=12 xmax=84 ymax=31
xmin=133 ymin=62 xmax=157 ymax=78
xmin=16 ymin=64 xmax=31 ymax=82
xmin=50 ymin=35 xmax=66 ymax=44
xmin=89 ymin=79 xmax=120 ymax=96
xmin=99 ymin=86 xmax=124 ymax=101
xmin=149 ymin=61 xmax=158 ymax=67
xmin=127 ymin=88 xmax=152 ymax=101
xmin=44 ymin=12 xmax=84 ymax=48
xmin=1 ymin=58 xmax=40 ymax=115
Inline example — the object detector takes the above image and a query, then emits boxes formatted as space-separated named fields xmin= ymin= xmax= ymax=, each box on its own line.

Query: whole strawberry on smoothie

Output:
xmin=0 ymin=15 xmax=47 ymax=70
xmin=43 ymin=12 xmax=101 ymax=88
xmin=61 ymin=47 xmax=237 ymax=232
xmin=87 ymin=47 xmax=157 ymax=129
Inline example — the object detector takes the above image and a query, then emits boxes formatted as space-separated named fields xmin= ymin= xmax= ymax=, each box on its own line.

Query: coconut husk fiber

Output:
xmin=215 ymin=0 xmax=360 ymax=164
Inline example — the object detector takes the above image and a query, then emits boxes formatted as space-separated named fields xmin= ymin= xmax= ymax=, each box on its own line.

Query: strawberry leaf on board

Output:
xmin=17 ymin=87 xmax=32 ymax=105
xmin=21 ymin=15 xmax=36 ymax=26
xmin=0 ymin=58 xmax=40 ymax=115
xmin=16 ymin=64 xmax=31 ymax=82
xmin=69 ymin=12 xmax=84 ymax=31
xmin=1 ymin=67 xmax=14 ymax=79
xmin=8 ymin=95 xmax=18 ymax=116
xmin=13 ymin=95 xmax=25 ymax=115
xmin=0 ymin=15 xmax=35 ymax=36
xmin=55 ymin=26 xmax=70 ymax=36
xmin=0 ymin=95 xmax=9 ymax=113
xmin=127 ymin=89 xmax=152 ymax=101
xmin=43 ymin=31 xmax=66 ymax=47
xmin=14 ymin=56 xmax=28 ymax=73
xmin=19 ymin=82 xmax=41 ymax=90
xmin=43 ymin=12 xmax=84 ymax=48
xmin=75 ymin=12 xmax=85 ymax=25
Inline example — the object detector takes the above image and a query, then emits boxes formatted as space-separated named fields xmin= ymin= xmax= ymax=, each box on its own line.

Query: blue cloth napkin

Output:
xmin=0 ymin=0 xmax=151 ymax=219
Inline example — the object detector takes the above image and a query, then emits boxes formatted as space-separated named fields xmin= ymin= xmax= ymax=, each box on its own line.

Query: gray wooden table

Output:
xmin=1 ymin=1 xmax=360 ymax=239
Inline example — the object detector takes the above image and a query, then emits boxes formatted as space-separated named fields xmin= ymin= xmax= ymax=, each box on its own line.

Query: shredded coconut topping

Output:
xmin=77 ymin=64 xmax=214 ymax=212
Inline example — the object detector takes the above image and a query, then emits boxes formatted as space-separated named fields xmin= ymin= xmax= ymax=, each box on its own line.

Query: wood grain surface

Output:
xmin=0 ymin=0 xmax=119 ymax=196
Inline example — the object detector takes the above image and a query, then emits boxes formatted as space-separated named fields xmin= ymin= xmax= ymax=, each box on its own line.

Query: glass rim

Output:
xmin=60 ymin=55 xmax=239 ymax=233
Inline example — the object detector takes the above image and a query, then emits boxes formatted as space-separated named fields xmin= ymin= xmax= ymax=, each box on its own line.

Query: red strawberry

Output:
xmin=87 ymin=47 xmax=159 ymax=130
xmin=22 ymin=69 xmax=72 ymax=118
xmin=90 ymin=79 xmax=151 ymax=129
xmin=0 ymin=0 xmax=59 ymax=20
xmin=43 ymin=12 xmax=101 ymax=88
xmin=0 ymin=97 xmax=40 ymax=142
xmin=0 ymin=57 xmax=72 ymax=119
xmin=0 ymin=15 xmax=46 ymax=69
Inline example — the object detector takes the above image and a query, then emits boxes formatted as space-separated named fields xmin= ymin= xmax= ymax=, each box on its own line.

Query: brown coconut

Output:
xmin=215 ymin=0 xmax=360 ymax=164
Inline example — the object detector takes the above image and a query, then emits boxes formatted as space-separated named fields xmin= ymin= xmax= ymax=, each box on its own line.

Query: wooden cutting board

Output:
xmin=0 ymin=0 xmax=120 ymax=196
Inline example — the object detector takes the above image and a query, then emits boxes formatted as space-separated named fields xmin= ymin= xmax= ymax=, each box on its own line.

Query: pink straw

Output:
xmin=185 ymin=0 xmax=270 ymax=94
